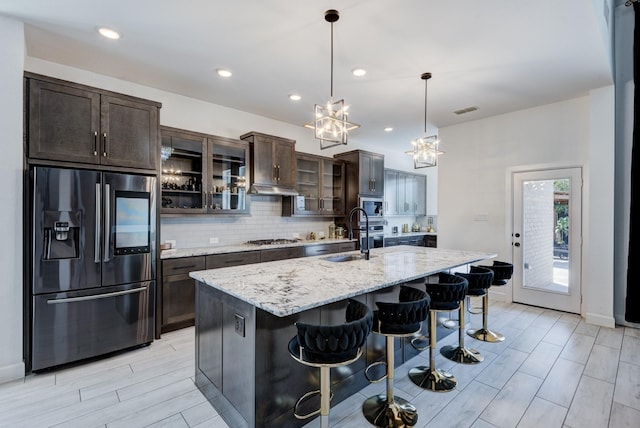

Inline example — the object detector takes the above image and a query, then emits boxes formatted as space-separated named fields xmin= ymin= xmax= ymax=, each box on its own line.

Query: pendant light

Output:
xmin=406 ymin=72 xmax=443 ymax=168
xmin=304 ymin=9 xmax=360 ymax=150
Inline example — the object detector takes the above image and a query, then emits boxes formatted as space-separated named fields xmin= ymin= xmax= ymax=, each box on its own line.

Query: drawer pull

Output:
xmin=172 ymin=264 xmax=198 ymax=270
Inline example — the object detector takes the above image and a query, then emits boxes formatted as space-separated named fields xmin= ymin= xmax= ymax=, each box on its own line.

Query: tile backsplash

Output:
xmin=160 ymin=196 xmax=333 ymax=248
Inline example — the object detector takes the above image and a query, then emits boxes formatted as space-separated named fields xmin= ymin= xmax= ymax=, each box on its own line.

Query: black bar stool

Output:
xmin=288 ymin=299 xmax=373 ymax=428
xmin=362 ymin=285 xmax=430 ymax=427
xmin=467 ymin=261 xmax=513 ymax=343
xmin=441 ymin=267 xmax=493 ymax=364
xmin=409 ymin=273 xmax=467 ymax=392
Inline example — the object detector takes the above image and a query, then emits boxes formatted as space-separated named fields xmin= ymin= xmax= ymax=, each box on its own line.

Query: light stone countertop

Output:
xmin=160 ymin=238 xmax=356 ymax=259
xmin=190 ymin=246 xmax=496 ymax=317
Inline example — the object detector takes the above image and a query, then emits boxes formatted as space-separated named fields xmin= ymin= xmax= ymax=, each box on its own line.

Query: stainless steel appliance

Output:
xmin=359 ymin=197 xmax=384 ymax=221
xmin=29 ymin=166 xmax=156 ymax=371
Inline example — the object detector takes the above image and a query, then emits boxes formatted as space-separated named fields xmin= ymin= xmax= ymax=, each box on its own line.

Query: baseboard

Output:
xmin=0 ymin=361 xmax=25 ymax=385
xmin=585 ymin=312 xmax=616 ymax=328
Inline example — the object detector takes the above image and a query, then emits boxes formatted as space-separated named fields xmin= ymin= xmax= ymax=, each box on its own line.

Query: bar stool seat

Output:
xmin=409 ymin=273 xmax=467 ymax=392
xmin=362 ymin=286 xmax=430 ymax=428
xmin=467 ymin=261 xmax=513 ymax=343
xmin=289 ymin=299 xmax=373 ymax=428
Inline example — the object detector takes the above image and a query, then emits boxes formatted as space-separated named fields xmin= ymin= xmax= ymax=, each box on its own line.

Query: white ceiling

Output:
xmin=0 ymin=0 xmax=613 ymax=148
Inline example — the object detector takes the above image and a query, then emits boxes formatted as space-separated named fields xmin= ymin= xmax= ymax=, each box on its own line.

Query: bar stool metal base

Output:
xmin=362 ymin=395 xmax=418 ymax=428
xmin=440 ymin=344 xmax=484 ymax=364
xmin=408 ymin=366 xmax=457 ymax=392
xmin=466 ymin=327 xmax=505 ymax=342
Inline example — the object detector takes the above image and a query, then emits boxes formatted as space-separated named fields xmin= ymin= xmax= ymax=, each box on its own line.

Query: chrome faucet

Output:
xmin=348 ymin=207 xmax=370 ymax=260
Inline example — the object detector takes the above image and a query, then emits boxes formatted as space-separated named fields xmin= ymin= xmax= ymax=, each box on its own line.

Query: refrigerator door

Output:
xmin=32 ymin=167 xmax=101 ymax=294
xmin=31 ymin=281 xmax=155 ymax=371
xmin=102 ymin=172 xmax=156 ymax=286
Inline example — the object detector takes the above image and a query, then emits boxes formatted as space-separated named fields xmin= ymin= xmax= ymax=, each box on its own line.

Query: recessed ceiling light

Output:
xmin=352 ymin=68 xmax=367 ymax=77
xmin=384 ymin=127 xmax=393 ymax=132
xmin=98 ymin=27 xmax=120 ymax=40
xmin=289 ymin=94 xmax=301 ymax=101
xmin=216 ymin=69 xmax=232 ymax=78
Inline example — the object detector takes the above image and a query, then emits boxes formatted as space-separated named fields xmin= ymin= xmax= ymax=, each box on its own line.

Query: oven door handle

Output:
xmin=46 ymin=286 xmax=147 ymax=304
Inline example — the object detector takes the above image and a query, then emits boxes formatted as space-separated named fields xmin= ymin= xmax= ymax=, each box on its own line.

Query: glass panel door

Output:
xmin=512 ymin=168 xmax=582 ymax=313
xmin=296 ymin=156 xmax=320 ymax=213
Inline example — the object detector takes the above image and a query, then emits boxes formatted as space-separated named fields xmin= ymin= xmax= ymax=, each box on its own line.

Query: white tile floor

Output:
xmin=1 ymin=300 xmax=639 ymax=428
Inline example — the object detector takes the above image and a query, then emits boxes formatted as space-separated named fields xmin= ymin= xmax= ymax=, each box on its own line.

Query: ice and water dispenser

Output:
xmin=43 ymin=211 xmax=80 ymax=260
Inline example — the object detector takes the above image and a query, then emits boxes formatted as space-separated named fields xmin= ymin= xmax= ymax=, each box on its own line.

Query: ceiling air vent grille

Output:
xmin=453 ymin=106 xmax=478 ymax=115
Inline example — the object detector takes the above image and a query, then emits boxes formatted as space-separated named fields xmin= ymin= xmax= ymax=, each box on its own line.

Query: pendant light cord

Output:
xmin=330 ymin=21 xmax=334 ymax=100
xmin=424 ymin=78 xmax=428 ymax=134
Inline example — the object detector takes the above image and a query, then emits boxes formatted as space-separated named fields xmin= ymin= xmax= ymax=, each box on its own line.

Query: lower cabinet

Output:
xmin=160 ymin=241 xmax=356 ymax=334
xmin=383 ymin=235 xmax=437 ymax=248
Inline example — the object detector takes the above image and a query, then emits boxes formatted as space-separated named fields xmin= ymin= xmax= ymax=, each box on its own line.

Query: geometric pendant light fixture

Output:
xmin=304 ymin=9 xmax=360 ymax=150
xmin=405 ymin=72 xmax=444 ymax=168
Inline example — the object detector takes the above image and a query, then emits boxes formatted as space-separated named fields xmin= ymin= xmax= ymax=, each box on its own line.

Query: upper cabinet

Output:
xmin=282 ymin=152 xmax=345 ymax=217
xmin=27 ymin=74 xmax=160 ymax=171
xmin=161 ymin=126 xmax=249 ymax=215
xmin=334 ymin=150 xmax=385 ymax=198
xmin=240 ymin=131 xmax=296 ymax=193
xmin=384 ymin=168 xmax=427 ymax=216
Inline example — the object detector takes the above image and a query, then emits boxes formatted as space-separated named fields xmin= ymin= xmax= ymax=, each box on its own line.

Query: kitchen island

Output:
xmin=190 ymin=246 xmax=495 ymax=427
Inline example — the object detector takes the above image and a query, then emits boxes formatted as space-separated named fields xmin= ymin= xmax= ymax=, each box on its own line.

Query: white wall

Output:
xmin=0 ymin=16 xmax=25 ymax=383
xmin=438 ymin=92 xmax=616 ymax=327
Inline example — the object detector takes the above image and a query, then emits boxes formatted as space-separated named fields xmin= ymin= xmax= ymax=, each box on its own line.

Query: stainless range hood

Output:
xmin=249 ymin=184 xmax=299 ymax=196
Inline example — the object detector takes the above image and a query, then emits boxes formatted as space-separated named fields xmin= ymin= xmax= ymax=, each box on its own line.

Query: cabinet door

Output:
xmin=28 ymin=79 xmax=101 ymax=164
xmin=205 ymin=251 xmax=261 ymax=269
xmin=274 ymin=139 xmax=296 ymax=187
xmin=161 ymin=130 xmax=207 ymax=214
xmin=370 ymin=154 xmax=385 ymax=197
xmin=403 ymin=174 xmax=417 ymax=214
xmin=252 ymin=137 xmax=276 ymax=185
xmin=162 ymin=274 xmax=196 ymax=328
xmin=296 ymin=154 xmax=321 ymax=214
xmin=208 ymin=137 xmax=250 ymax=213
xmin=261 ymin=247 xmax=304 ymax=262
xmin=384 ymin=170 xmax=398 ymax=215
xmin=359 ymin=153 xmax=374 ymax=194
xmin=415 ymin=175 xmax=427 ymax=216
xmin=100 ymin=95 xmax=159 ymax=170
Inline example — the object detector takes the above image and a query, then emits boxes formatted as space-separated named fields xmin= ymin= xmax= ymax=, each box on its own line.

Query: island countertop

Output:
xmin=190 ymin=245 xmax=496 ymax=317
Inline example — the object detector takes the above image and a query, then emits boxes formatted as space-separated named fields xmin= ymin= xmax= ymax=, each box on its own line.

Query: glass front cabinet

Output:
xmin=160 ymin=126 xmax=249 ymax=215
xmin=283 ymin=153 xmax=345 ymax=217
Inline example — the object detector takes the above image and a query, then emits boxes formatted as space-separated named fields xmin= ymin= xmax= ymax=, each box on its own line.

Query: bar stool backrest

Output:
xmin=425 ymin=273 xmax=468 ymax=311
xmin=456 ymin=266 xmax=494 ymax=296
xmin=374 ymin=286 xmax=430 ymax=335
xmin=488 ymin=261 xmax=513 ymax=285
xmin=294 ymin=299 xmax=373 ymax=364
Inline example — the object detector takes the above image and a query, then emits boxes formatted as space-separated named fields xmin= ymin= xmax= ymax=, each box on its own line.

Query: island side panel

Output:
xmin=195 ymin=281 xmax=256 ymax=427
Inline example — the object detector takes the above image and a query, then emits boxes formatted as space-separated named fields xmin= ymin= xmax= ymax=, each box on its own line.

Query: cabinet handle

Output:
xmin=277 ymin=165 xmax=281 ymax=182
xmin=273 ymin=165 xmax=277 ymax=182
xmin=102 ymin=132 xmax=108 ymax=157
xmin=93 ymin=131 xmax=98 ymax=156
xmin=224 ymin=259 xmax=244 ymax=265
xmin=172 ymin=264 xmax=198 ymax=270
xmin=372 ymin=178 xmax=376 ymax=192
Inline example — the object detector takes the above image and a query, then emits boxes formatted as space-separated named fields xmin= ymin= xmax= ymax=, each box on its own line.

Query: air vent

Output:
xmin=453 ymin=106 xmax=479 ymax=115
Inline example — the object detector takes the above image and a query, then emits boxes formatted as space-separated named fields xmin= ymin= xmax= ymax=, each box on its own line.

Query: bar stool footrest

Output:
xmin=408 ymin=366 xmax=457 ymax=392
xmin=362 ymin=394 xmax=418 ymax=427
xmin=293 ymin=389 xmax=333 ymax=420
xmin=467 ymin=327 xmax=505 ymax=342
xmin=410 ymin=335 xmax=430 ymax=351
xmin=364 ymin=361 xmax=388 ymax=383
xmin=440 ymin=345 xmax=484 ymax=364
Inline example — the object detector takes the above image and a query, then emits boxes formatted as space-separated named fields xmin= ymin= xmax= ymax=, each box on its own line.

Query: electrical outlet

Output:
xmin=234 ymin=314 xmax=245 ymax=337
xmin=209 ymin=237 xmax=219 ymax=244
xmin=166 ymin=240 xmax=176 ymax=249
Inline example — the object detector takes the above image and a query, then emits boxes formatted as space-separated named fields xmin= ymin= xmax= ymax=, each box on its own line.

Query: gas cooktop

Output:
xmin=246 ymin=238 xmax=301 ymax=246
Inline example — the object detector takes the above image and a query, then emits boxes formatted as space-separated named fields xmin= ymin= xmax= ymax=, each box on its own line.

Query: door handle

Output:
xmin=103 ymin=183 xmax=111 ymax=262
xmin=95 ymin=183 xmax=101 ymax=263
xmin=102 ymin=132 xmax=108 ymax=157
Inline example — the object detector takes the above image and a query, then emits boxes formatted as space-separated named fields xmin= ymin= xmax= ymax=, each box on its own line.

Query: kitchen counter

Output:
xmin=160 ymin=238 xmax=355 ymax=259
xmin=190 ymin=246 xmax=492 ymax=317
xmin=383 ymin=230 xmax=437 ymax=238
xmin=192 ymin=245 xmax=495 ymax=427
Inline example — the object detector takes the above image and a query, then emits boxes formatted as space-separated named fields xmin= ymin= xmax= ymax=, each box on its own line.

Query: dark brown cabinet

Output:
xmin=160 ymin=126 xmax=250 ymax=215
xmin=383 ymin=235 xmax=437 ymax=248
xmin=240 ymin=131 xmax=296 ymax=192
xmin=260 ymin=247 xmax=304 ymax=262
xmin=161 ymin=256 xmax=206 ymax=332
xmin=205 ymin=251 xmax=262 ymax=269
xmin=282 ymin=153 xmax=345 ymax=217
xmin=27 ymin=75 xmax=159 ymax=171
xmin=334 ymin=149 xmax=384 ymax=198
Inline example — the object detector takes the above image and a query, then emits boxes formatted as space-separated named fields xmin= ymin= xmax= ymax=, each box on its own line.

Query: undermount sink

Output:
xmin=322 ymin=254 xmax=371 ymax=262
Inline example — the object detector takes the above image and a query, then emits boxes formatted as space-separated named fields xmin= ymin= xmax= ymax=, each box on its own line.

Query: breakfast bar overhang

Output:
xmin=190 ymin=246 xmax=496 ymax=427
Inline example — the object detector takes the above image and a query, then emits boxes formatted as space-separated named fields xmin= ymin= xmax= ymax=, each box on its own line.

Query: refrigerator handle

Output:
xmin=44 ymin=228 xmax=52 ymax=260
xmin=95 ymin=183 xmax=101 ymax=263
xmin=103 ymin=183 xmax=111 ymax=262
xmin=46 ymin=286 xmax=147 ymax=304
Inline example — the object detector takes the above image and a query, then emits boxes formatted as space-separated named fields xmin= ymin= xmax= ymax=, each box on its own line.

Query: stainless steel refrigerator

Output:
xmin=29 ymin=166 xmax=156 ymax=371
